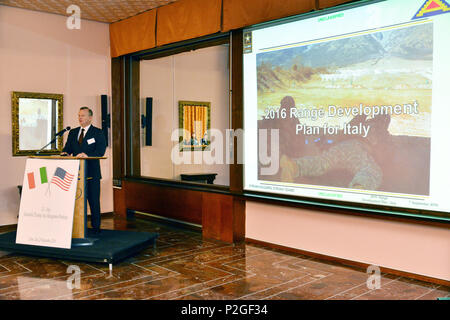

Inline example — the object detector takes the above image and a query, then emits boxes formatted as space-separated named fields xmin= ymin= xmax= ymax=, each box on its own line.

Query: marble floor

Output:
xmin=0 ymin=216 xmax=448 ymax=300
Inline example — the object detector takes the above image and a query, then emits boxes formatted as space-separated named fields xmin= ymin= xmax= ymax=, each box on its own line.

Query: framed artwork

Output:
xmin=178 ymin=100 xmax=211 ymax=151
xmin=12 ymin=91 xmax=64 ymax=156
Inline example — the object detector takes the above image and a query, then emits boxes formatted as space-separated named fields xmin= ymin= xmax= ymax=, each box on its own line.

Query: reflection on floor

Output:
xmin=0 ymin=216 xmax=448 ymax=300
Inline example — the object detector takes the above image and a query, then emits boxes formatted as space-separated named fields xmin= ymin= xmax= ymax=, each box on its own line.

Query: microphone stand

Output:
xmin=35 ymin=127 xmax=70 ymax=155
xmin=35 ymin=136 xmax=59 ymax=155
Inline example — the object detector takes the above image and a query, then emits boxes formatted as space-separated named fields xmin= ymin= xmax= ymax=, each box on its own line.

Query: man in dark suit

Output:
xmin=61 ymin=106 xmax=106 ymax=234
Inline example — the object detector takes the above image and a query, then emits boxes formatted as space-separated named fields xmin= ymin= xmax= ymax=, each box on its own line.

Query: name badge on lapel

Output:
xmin=87 ymin=138 xmax=96 ymax=145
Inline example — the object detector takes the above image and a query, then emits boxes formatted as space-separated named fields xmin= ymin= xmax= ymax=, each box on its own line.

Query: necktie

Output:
xmin=78 ymin=128 xmax=84 ymax=145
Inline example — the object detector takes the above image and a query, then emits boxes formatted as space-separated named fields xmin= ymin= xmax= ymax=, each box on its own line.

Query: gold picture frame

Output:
xmin=178 ymin=100 xmax=211 ymax=151
xmin=12 ymin=91 xmax=64 ymax=156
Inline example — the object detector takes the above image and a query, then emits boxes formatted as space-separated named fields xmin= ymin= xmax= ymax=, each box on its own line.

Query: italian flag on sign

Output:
xmin=39 ymin=167 xmax=48 ymax=184
xmin=27 ymin=167 xmax=48 ymax=189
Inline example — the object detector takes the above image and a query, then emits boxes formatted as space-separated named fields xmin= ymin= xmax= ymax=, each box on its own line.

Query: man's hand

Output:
xmin=60 ymin=152 xmax=71 ymax=156
xmin=76 ymin=153 xmax=88 ymax=158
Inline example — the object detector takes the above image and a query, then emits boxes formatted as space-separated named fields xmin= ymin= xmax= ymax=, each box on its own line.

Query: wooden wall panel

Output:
xmin=230 ymin=30 xmax=243 ymax=193
xmin=111 ymin=57 xmax=124 ymax=185
xmin=156 ymin=0 xmax=222 ymax=47
xmin=113 ymin=187 xmax=127 ymax=217
xmin=202 ymin=193 xmax=234 ymax=242
xmin=232 ymin=197 xmax=246 ymax=242
xmin=131 ymin=58 xmax=141 ymax=177
xmin=123 ymin=181 xmax=203 ymax=225
xmin=124 ymin=58 xmax=141 ymax=178
xmin=318 ymin=0 xmax=354 ymax=9
xmin=201 ymin=193 xmax=245 ymax=242
xmin=222 ymin=0 xmax=315 ymax=32
xmin=108 ymin=0 xmax=355 ymax=57
xmin=110 ymin=9 xmax=156 ymax=58
xmin=117 ymin=180 xmax=245 ymax=242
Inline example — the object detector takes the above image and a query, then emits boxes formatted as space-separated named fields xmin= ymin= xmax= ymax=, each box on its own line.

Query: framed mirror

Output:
xmin=12 ymin=91 xmax=63 ymax=156
xmin=178 ymin=100 xmax=211 ymax=151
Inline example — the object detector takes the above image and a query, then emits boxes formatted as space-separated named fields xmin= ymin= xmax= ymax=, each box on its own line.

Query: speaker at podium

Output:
xmin=0 ymin=158 xmax=158 ymax=268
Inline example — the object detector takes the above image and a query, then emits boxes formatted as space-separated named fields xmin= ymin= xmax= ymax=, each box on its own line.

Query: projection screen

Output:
xmin=243 ymin=0 xmax=450 ymax=219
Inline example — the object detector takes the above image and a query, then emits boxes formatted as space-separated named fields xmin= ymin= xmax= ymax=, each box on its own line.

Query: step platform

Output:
xmin=0 ymin=229 xmax=158 ymax=265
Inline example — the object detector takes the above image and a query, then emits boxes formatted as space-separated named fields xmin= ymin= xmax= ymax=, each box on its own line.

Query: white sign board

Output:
xmin=16 ymin=158 xmax=80 ymax=249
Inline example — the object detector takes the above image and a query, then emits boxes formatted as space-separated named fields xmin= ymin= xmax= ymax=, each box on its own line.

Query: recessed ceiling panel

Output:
xmin=0 ymin=0 xmax=179 ymax=23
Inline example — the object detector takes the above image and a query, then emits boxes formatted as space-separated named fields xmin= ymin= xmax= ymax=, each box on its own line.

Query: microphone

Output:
xmin=55 ymin=126 xmax=71 ymax=137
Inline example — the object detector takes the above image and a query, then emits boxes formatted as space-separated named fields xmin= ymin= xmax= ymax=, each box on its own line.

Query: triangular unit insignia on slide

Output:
xmin=412 ymin=0 xmax=450 ymax=19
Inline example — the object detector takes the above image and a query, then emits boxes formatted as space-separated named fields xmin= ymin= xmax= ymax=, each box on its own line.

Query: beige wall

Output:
xmin=140 ymin=55 xmax=175 ymax=180
xmin=0 ymin=5 xmax=113 ymax=226
xmin=246 ymin=201 xmax=450 ymax=281
xmin=140 ymin=45 xmax=230 ymax=186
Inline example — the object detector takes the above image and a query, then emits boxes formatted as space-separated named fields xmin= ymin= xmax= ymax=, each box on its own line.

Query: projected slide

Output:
xmin=243 ymin=0 xmax=450 ymax=214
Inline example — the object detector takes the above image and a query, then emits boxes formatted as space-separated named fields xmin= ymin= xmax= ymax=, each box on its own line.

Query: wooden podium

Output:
xmin=30 ymin=156 xmax=106 ymax=243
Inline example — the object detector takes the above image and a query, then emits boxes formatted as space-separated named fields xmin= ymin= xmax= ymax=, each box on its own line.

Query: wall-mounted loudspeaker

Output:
xmin=101 ymin=94 xmax=110 ymax=147
xmin=141 ymin=97 xmax=152 ymax=146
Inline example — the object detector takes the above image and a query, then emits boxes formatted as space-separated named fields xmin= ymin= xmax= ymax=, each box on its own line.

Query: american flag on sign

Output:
xmin=51 ymin=167 xmax=75 ymax=191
